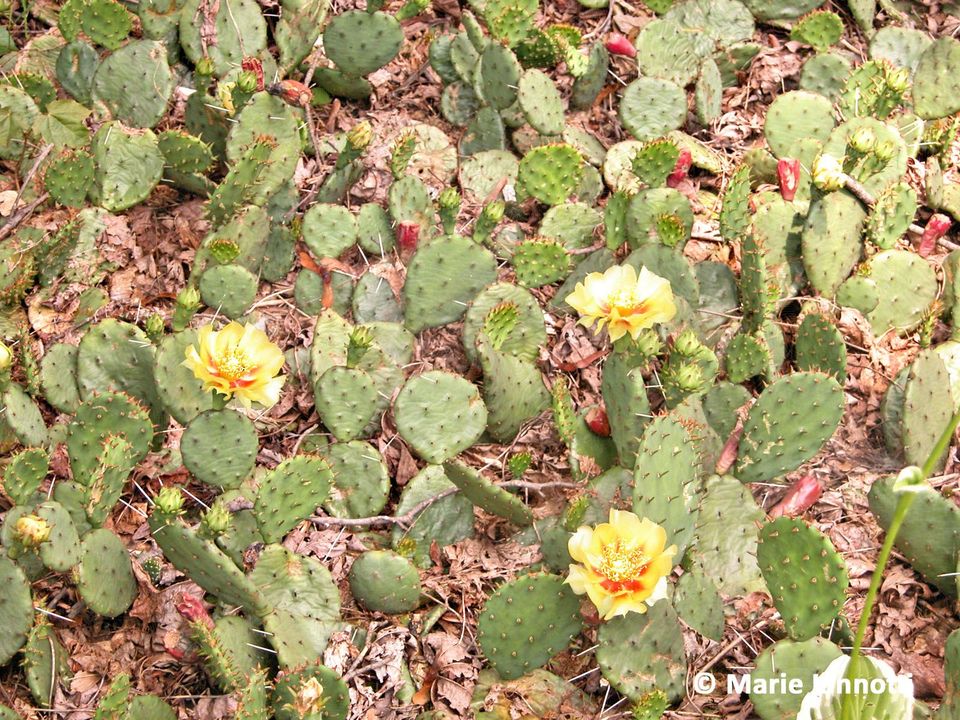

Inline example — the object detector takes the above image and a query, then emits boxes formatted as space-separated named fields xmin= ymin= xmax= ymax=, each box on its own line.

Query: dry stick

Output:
xmin=843 ymin=175 xmax=960 ymax=251
xmin=310 ymin=479 xmax=581 ymax=530
xmin=0 ymin=192 xmax=50 ymax=242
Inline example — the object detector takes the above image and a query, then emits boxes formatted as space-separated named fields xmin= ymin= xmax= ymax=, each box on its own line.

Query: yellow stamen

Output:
xmin=597 ymin=540 xmax=649 ymax=582
xmin=216 ymin=348 xmax=252 ymax=381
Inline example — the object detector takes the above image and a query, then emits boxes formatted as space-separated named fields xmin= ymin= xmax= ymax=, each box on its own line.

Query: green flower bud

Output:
xmin=885 ymin=66 xmax=910 ymax=93
xmin=145 ymin=314 xmax=166 ymax=343
xmin=849 ymin=127 xmax=877 ymax=153
xmin=155 ymin=487 xmax=185 ymax=516
xmin=196 ymin=57 xmax=216 ymax=77
xmin=14 ymin=514 xmax=50 ymax=547
xmin=176 ymin=286 xmax=202 ymax=312
xmin=672 ymin=329 xmax=701 ymax=357
xmin=438 ymin=187 xmax=461 ymax=209
xmin=347 ymin=121 xmax=373 ymax=151
xmin=671 ymin=362 xmax=704 ymax=392
xmin=236 ymin=70 xmax=258 ymax=94
xmin=874 ymin=139 xmax=897 ymax=162
xmin=812 ymin=153 xmax=845 ymax=191
xmin=199 ymin=504 xmax=232 ymax=538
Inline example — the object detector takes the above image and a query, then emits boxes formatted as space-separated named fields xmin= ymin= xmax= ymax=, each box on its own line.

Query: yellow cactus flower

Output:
xmin=15 ymin=514 xmax=51 ymax=547
xmin=0 ymin=340 xmax=11 ymax=371
xmin=564 ymin=265 xmax=676 ymax=342
xmin=566 ymin=509 xmax=676 ymax=620
xmin=183 ymin=322 xmax=286 ymax=408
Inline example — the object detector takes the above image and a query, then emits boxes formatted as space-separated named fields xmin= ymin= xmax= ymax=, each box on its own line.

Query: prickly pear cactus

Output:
xmin=477 ymin=573 xmax=582 ymax=680
xmin=757 ymin=517 xmax=849 ymax=640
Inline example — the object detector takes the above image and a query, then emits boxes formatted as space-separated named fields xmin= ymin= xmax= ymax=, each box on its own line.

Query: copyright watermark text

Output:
xmin=692 ymin=672 xmax=912 ymax=696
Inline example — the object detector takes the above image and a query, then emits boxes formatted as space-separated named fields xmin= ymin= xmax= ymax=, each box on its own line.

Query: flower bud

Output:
xmin=438 ymin=187 xmax=461 ymax=210
xmin=240 ymin=57 xmax=264 ymax=91
xmin=873 ymin=139 xmax=897 ymax=162
xmin=585 ymin=406 xmax=611 ymax=437
xmin=145 ymin=314 xmax=166 ymax=343
xmin=919 ymin=213 xmax=952 ymax=257
xmin=14 ymin=514 xmax=50 ymax=547
xmin=199 ymin=504 xmax=232 ymax=538
xmin=886 ymin=66 xmax=910 ymax=93
xmin=672 ymin=328 xmax=701 ymax=357
xmin=195 ymin=57 xmax=216 ymax=77
xmin=0 ymin=341 xmax=12 ymax=371
xmin=155 ymin=487 xmax=185 ymax=516
xmin=176 ymin=286 xmax=202 ymax=312
xmin=849 ymin=127 xmax=877 ymax=153
xmin=347 ymin=121 xmax=373 ymax=151
xmin=812 ymin=153 xmax=845 ymax=191
xmin=236 ymin=70 xmax=259 ymax=94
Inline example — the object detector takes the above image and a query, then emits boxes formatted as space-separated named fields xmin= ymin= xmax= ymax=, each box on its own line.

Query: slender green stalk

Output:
xmin=840 ymin=408 xmax=960 ymax=719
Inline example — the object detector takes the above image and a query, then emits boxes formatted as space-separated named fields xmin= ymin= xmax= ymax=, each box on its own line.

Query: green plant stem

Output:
xmin=841 ymin=408 xmax=960 ymax=719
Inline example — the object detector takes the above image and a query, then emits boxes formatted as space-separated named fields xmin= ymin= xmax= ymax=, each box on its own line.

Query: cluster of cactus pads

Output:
xmin=5 ymin=0 xmax=960 ymax=715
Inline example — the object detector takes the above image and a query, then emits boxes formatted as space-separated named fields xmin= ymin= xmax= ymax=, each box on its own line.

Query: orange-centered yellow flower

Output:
xmin=564 ymin=265 xmax=676 ymax=342
xmin=566 ymin=509 xmax=676 ymax=620
xmin=183 ymin=322 xmax=286 ymax=408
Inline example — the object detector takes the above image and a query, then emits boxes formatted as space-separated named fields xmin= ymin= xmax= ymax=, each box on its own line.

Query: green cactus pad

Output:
xmin=251 ymin=544 xmax=342 ymax=668
xmin=619 ymin=77 xmax=688 ymax=142
xmin=3 ymin=448 xmax=49 ymax=507
xmin=801 ymin=191 xmax=867 ymax=298
xmin=477 ymin=573 xmax=582 ymax=680
xmin=75 ymin=528 xmax=136 ymax=617
xmin=356 ymin=203 xmax=395 ymax=256
xmin=0 ymin=383 xmax=47 ymax=448
xmin=913 ymin=37 xmax=960 ymax=119
xmin=90 ymin=122 xmax=164 ymax=212
xmin=633 ymin=417 xmax=702 ymax=561
xmin=790 ymin=10 xmax=843 ymax=52
xmin=76 ymin=319 xmax=164 ymax=427
xmin=302 ymin=203 xmax=358 ymax=259
xmin=795 ymin=314 xmax=846 ymax=381
xmin=540 ymin=201 xmax=602 ymax=252
xmin=836 ymin=275 xmax=879 ymax=315
xmin=91 ymin=39 xmax=172 ymax=128
xmin=349 ymin=550 xmax=422 ymax=614
xmin=150 ymin=513 xmax=269 ymax=615
xmin=479 ymin=43 xmax=521 ymax=111
xmin=626 ymin=188 xmax=694 ymax=248
xmin=0 ymin=555 xmax=33 ymax=665
xmin=735 ymin=372 xmax=844 ymax=484
xmin=323 ymin=10 xmax=403 ymax=76
xmin=674 ymin=570 xmax=724 ymax=641
xmin=402 ymin=234 xmax=498 ymax=333
xmin=255 ymin=456 xmax=332 ymax=543
xmin=477 ymin=335 xmax=549 ymax=442
xmin=757 ymin=517 xmax=848 ymax=640
xmin=901 ymin=347 xmax=955 ymax=470
xmin=322 ymin=440 xmax=390 ymax=519
xmin=181 ymin=410 xmax=258 ymax=489
xmin=391 ymin=464 xmax=475 ymax=566
xmin=199 ymin=264 xmax=258 ymax=319
xmin=32 ymin=501 xmax=80 ymax=572
xmin=517 ymin=69 xmax=565 ymax=136
xmin=225 ymin=94 xmax=300 ymax=207
xmin=395 ymin=372 xmax=487 ymax=463
xmin=799 ymin=52 xmax=851 ymax=101
xmin=152 ymin=330 xmax=216 ymax=425
xmin=442 ymin=460 xmax=533 ymax=526
xmin=863 ymin=250 xmax=937 ymax=336
xmin=517 ymin=145 xmax=583 ymax=207
xmin=865 ymin=182 xmax=916 ymax=250
xmin=22 ymin=621 xmax=70 ymax=708
xmin=463 ymin=283 xmax=546 ymax=363
xmin=600 ymin=350 xmax=652 ymax=465
xmin=485 ymin=0 xmax=536 ymax=46
xmin=273 ymin=664 xmax=350 ymax=720
xmin=46 ymin=151 xmax=95 ymax=207
xmin=440 ymin=81 xmax=480 ymax=126
xmin=510 ymin=237 xmax=571 ymax=287
xmin=315 ymin=366 xmax=379 ymax=442
xmin=67 ymin=391 xmax=153 ymax=483
xmin=764 ymin=91 xmax=835 ymax=157
xmin=634 ymin=18 xmax=703 ymax=87
xmin=750 ymin=638 xmax=844 ymax=720
xmin=869 ymin=26 xmax=932 ymax=73
xmin=869 ymin=474 xmax=960 ymax=597
xmin=179 ymin=0 xmax=267 ymax=75
xmin=56 ymin=40 xmax=99 ymax=105
xmin=571 ymin=42 xmax=609 ymax=110
xmin=460 ymin=149 xmax=519 ymax=202
xmin=58 ymin=0 xmax=132 ymax=50
xmin=596 ymin=600 xmax=686 ymax=702
xmin=686 ymin=474 xmax=765 ymax=596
